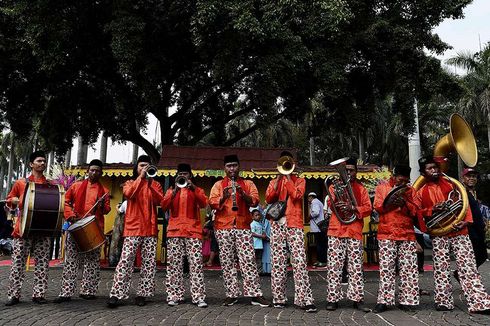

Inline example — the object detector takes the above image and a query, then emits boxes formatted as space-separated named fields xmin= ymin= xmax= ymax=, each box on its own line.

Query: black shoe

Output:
xmin=32 ymin=297 xmax=48 ymax=304
xmin=79 ymin=294 xmax=96 ymax=300
xmin=353 ymin=301 xmax=371 ymax=312
xmin=222 ymin=297 xmax=238 ymax=306
xmin=135 ymin=296 xmax=146 ymax=306
xmin=251 ymin=296 xmax=270 ymax=307
xmin=273 ymin=303 xmax=286 ymax=309
xmin=53 ymin=296 xmax=71 ymax=304
xmin=326 ymin=302 xmax=338 ymax=311
xmin=373 ymin=303 xmax=387 ymax=313
xmin=305 ymin=304 xmax=317 ymax=313
xmin=5 ymin=297 xmax=20 ymax=306
xmin=435 ymin=304 xmax=453 ymax=311
xmin=472 ymin=309 xmax=490 ymax=315
xmin=107 ymin=296 xmax=120 ymax=309
xmin=398 ymin=304 xmax=417 ymax=312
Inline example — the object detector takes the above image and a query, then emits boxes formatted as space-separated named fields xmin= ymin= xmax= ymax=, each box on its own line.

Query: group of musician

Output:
xmin=3 ymin=150 xmax=490 ymax=315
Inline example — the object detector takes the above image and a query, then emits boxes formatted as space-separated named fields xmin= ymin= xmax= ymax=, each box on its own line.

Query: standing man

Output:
xmin=415 ymin=157 xmax=490 ymax=313
xmin=107 ymin=155 xmax=164 ymax=308
xmin=54 ymin=159 xmax=111 ymax=303
xmin=372 ymin=165 xmax=419 ymax=313
xmin=209 ymin=154 xmax=270 ymax=307
xmin=308 ymin=192 xmax=327 ymax=268
xmin=5 ymin=151 xmax=51 ymax=306
xmin=161 ymin=163 xmax=208 ymax=308
xmin=266 ymin=151 xmax=316 ymax=312
xmin=325 ymin=158 xmax=372 ymax=312
xmin=460 ymin=167 xmax=488 ymax=270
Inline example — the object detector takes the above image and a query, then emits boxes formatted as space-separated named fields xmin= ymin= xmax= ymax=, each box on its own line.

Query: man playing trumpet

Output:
xmin=415 ymin=157 xmax=490 ymax=313
xmin=161 ymin=163 xmax=208 ymax=308
xmin=373 ymin=165 xmax=419 ymax=313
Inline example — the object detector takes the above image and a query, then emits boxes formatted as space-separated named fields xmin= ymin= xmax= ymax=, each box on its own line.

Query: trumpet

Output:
xmin=146 ymin=165 xmax=158 ymax=178
xmin=231 ymin=177 xmax=238 ymax=211
xmin=175 ymin=175 xmax=188 ymax=188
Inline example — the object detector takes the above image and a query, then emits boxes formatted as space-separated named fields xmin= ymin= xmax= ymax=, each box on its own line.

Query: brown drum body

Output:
xmin=68 ymin=216 xmax=105 ymax=253
xmin=21 ymin=182 xmax=65 ymax=238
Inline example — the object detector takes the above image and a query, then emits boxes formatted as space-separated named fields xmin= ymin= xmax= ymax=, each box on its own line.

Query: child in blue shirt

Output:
xmin=250 ymin=207 xmax=265 ymax=273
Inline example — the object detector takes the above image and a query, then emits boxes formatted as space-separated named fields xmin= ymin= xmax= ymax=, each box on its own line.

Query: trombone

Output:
xmin=252 ymin=156 xmax=298 ymax=176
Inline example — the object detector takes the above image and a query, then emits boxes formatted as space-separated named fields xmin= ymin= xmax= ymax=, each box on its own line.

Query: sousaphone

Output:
xmin=412 ymin=113 xmax=477 ymax=236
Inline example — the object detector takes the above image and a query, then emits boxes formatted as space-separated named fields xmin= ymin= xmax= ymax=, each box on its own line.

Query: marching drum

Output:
xmin=21 ymin=182 xmax=65 ymax=238
xmin=68 ymin=215 xmax=105 ymax=253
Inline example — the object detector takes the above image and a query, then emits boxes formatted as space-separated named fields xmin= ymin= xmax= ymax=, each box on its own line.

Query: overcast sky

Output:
xmin=71 ymin=0 xmax=490 ymax=165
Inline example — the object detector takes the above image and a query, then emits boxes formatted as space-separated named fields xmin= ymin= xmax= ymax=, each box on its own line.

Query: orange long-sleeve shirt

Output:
xmin=209 ymin=178 xmax=259 ymax=230
xmin=6 ymin=175 xmax=49 ymax=238
xmin=374 ymin=179 xmax=417 ymax=241
xmin=64 ymin=180 xmax=111 ymax=232
xmin=265 ymin=176 xmax=305 ymax=229
xmin=122 ymin=177 xmax=164 ymax=237
xmin=327 ymin=180 xmax=372 ymax=240
xmin=414 ymin=179 xmax=472 ymax=237
xmin=161 ymin=186 xmax=208 ymax=239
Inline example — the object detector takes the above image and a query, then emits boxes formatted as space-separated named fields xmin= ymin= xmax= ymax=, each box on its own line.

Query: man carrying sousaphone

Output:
xmin=325 ymin=157 xmax=372 ymax=312
xmin=265 ymin=151 xmax=316 ymax=312
xmin=161 ymin=163 xmax=208 ymax=308
xmin=54 ymin=159 xmax=111 ymax=303
xmin=372 ymin=165 xmax=419 ymax=313
xmin=5 ymin=151 xmax=51 ymax=306
xmin=209 ymin=154 xmax=270 ymax=307
xmin=415 ymin=157 xmax=490 ymax=314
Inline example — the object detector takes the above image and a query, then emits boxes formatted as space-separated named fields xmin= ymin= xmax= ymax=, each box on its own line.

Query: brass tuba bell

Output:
xmin=277 ymin=156 xmax=295 ymax=175
xmin=412 ymin=113 xmax=477 ymax=236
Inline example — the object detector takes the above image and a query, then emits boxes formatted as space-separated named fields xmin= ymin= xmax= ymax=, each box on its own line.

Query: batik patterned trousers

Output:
xmin=215 ymin=229 xmax=263 ymax=298
xmin=432 ymin=234 xmax=490 ymax=312
xmin=109 ymin=236 xmax=157 ymax=300
xmin=326 ymin=236 xmax=364 ymax=303
xmin=59 ymin=233 xmax=101 ymax=297
xmin=166 ymin=237 xmax=206 ymax=303
xmin=377 ymin=239 xmax=419 ymax=306
xmin=7 ymin=237 xmax=51 ymax=299
xmin=270 ymin=223 xmax=314 ymax=306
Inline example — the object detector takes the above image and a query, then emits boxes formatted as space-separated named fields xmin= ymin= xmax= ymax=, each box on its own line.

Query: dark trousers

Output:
xmin=314 ymin=232 xmax=327 ymax=263
xmin=470 ymin=235 xmax=488 ymax=269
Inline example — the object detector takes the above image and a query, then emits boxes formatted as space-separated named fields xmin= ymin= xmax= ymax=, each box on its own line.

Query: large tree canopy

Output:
xmin=0 ymin=0 xmax=471 ymax=162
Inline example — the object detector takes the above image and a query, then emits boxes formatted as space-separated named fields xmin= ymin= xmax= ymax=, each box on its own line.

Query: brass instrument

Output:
xmin=412 ymin=113 xmax=476 ymax=236
xmin=382 ymin=184 xmax=409 ymax=209
xmin=175 ymin=175 xmax=188 ymax=188
xmin=146 ymin=165 xmax=158 ymax=178
xmin=231 ymin=177 xmax=238 ymax=211
xmin=251 ymin=156 xmax=300 ymax=177
xmin=326 ymin=157 xmax=358 ymax=224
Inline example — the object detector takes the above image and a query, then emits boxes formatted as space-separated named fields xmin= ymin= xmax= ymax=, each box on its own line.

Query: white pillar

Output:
xmin=408 ymin=100 xmax=422 ymax=182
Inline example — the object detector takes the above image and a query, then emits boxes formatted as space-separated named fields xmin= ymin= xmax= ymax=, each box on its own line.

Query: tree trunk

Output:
xmin=100 ymin=132 xmax=108 ymax=163
xmin=0 ymin=165 xmax=5 ymax=198
xmin=358 ymin=131 xmax=365 ymax=162
xmin=77 ymin=136 xmax=88 ymax=165
xmin=309 ymin=136 xmax=315 ymax=165
xmin=487 ymin=121 xmax=490 ymax=155
xmin=132 ymin=143 xmax=139 ymax=164
xmin=64 ymin=148 xmax=72 ymax=168
xmin=6 ymin=134 xmax=15 ymax=194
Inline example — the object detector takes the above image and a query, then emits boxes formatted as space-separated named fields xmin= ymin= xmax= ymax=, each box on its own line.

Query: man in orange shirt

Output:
xmin=54 ymin=159 xmax=111 ymax=303
xmin=372 ymin=165 xmax=419 ymax=313
xmin=5 ymin=151 xmax=51 ymax=306
xmin=209 ymin=154 xmax=270 ymax=307
xmin=108 ymin=155 xmax=164 ymax=308
xmin=265 ymin=151 xmax=316 ymax=312
xmin=161 ymin=163 xmax=208 ymax=308
xmin=415 ymin=157 xmax=490 ymax=313
xmin=326 ymin=158 xmax=372 ymax=312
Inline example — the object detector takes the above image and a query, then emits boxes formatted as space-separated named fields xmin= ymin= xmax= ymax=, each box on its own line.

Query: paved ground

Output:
xmin=1 ymin=262 xmax=490 ymax=325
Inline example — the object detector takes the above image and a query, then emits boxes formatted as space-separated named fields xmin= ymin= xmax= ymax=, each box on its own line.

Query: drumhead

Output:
xmin=68 ymin=215 xmax=96 ymax=231
xmin=20 ymin=182 xmax=35 ymax=237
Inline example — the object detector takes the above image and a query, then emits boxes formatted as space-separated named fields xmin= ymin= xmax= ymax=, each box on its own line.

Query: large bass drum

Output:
xmin=21 ymin=182 xmax=65 ymax=238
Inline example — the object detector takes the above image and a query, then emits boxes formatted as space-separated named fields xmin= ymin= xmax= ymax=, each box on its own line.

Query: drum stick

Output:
xmin=26 ymin=254 xmax=30 ymax=272
xmin=80 ymin=192 xmax=109 ymax=220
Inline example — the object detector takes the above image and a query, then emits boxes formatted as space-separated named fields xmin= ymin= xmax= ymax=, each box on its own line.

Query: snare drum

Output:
xmin=21 ymin=182 xmax=65 ymax=238
xmin=68 ymin=215 xmax=105 ymax=253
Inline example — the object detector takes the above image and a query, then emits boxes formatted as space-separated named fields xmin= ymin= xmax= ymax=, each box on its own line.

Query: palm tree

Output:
xmin=446 ymin=43 xmax=490 ymax=152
